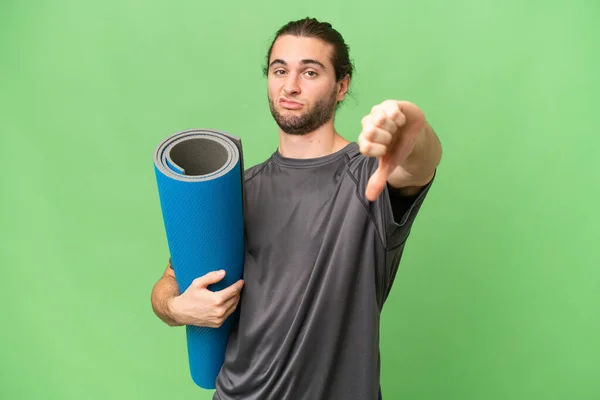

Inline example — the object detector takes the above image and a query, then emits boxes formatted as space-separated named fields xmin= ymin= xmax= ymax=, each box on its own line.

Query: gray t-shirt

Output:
xmin=214 ymin=142 xmax=433 ymax=400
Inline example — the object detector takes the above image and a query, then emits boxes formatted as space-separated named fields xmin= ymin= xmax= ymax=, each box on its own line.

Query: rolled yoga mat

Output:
xmin=153 ymin=128 xmax=245 ymax=389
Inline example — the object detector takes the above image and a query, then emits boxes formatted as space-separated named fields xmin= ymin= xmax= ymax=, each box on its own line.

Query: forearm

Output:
xmin=402 ymin=123 xmax=441 ymax=178
xmin=389 ymin=122 xmax=442 ymax=188
xmin=151 ymin=275 xmax=183 ymax=327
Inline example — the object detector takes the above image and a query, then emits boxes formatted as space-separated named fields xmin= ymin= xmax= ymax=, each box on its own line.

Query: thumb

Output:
xmin=194 ymin=270 xmax=226 ymax=288
xmin=365 ymin=159 xmax=392 ymax=202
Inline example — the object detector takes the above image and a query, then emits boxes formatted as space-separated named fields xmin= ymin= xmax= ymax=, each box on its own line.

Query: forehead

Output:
xmin=269 ymin=35 xmax=333 ymax=68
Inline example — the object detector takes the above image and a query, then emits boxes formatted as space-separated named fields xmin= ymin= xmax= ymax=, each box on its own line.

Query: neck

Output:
xmin=277 ymin=121 xmax=350 ymax=159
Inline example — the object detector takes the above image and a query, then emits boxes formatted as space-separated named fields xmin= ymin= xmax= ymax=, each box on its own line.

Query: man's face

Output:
xmin=267 ymin=35 xmax=347 ymax=135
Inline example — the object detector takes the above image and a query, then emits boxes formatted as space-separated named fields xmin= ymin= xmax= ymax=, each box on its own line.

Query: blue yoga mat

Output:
xmin=153 ymin=128 xmax=245 ymax=389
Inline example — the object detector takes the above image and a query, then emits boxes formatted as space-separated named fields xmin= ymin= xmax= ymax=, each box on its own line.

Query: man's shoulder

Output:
xmin=243 ymin=157 xmax=273 ymax=184
xmin=342 ymin=142 xmax=377 ymax=177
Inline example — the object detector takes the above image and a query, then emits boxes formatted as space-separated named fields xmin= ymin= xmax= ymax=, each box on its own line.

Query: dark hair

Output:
xmin=263 ymin=17 xmax=354 ymax=84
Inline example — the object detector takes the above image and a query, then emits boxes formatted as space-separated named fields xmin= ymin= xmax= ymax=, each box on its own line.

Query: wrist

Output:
xmin=166 ymin=296 xmax=186 ymax=326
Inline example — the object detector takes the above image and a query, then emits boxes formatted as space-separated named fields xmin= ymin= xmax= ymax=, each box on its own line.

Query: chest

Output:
xmin=243 ymin=164 xmax=355 ymax=260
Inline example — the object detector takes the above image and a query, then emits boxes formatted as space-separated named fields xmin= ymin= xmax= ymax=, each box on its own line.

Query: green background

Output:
xmin=1 ymin=0 xmax=599 ymax=399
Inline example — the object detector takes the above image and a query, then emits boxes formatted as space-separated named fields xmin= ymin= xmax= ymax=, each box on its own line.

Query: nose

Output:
xmin=282 ymin=74 xmax=301 ymax=97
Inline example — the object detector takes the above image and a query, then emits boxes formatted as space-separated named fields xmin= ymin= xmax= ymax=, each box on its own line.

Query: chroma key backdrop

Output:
xmin=1 ymin=1 xmax=598 ymax=399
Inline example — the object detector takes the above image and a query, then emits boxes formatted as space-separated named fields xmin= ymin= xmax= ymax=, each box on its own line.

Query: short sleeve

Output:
xmin=350 ymin=153 xmax=435 ymax=250
xmin=382 ymin=173 xmax=434 ymax=249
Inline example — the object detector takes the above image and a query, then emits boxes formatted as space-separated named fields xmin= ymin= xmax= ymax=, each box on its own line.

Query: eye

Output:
xmin=273 ymin=69 xmax=287 ymax=76
xmin=304 ymin=70 xmax=318 ymax=78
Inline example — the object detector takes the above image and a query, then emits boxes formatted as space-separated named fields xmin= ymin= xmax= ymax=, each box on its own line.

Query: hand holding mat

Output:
xmin=153 ymin=129 xmax=245 ymax=389
xmin=169 ymin=269 xmax=244 ymax=328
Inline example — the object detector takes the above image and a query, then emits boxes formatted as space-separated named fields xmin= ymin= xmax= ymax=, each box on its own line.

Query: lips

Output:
xmin=279 ymin=98 xmax=303 ymax=110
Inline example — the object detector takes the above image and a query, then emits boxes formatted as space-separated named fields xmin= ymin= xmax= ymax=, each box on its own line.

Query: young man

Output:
xmin=151 ymin=17 xmax=442 ymax=400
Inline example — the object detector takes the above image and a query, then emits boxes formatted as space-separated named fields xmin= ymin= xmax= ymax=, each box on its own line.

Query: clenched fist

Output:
xmin=358 ymin=100 xmax=426 ymax=201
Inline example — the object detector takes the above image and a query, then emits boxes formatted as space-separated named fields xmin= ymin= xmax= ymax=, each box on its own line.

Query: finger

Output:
xmin=396 ymin=101 xmax=425 ymax=128
xmin=214 ymin=279 xmax=244 ymax=303
xmin=360 ymin=125 xmax=393 ymax=146
xmin=193 ymin=270 xmax=226 ymax=288
xmin=212 ymin=295 xmax=241 ymax=327
xmin=391 ymin=111 xmax=406 ymax=128
xmin=365 ymin=167 xmax=386 ymax=202
xmin=369 ymin=108 xmax=398 ymax=134
xmin=365 ymin=160 xmax=394 ymax=202
xmin=380 ymin=101 xmax=407 ymax=127
xmin=222 ymin=294 xmax=241 ymax=318
xmin=360 ymin=115 xmax=393 ymax=147
xmin=358 ymin=135 xmax=387 ymax=157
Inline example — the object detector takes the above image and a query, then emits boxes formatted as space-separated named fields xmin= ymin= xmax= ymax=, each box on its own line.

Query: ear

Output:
xmin=336 ymin=74 xmax=350 ymax=102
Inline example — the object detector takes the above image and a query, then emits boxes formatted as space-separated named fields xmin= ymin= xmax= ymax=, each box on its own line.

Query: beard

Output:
xmin=268 ymin=89 xmax=338 ymax=136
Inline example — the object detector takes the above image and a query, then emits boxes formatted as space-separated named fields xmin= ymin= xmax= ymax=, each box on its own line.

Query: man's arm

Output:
xmin=151 ymin=260 xmax=245 ymax=328
xmin=358 ymin=100 xmax=442 ymax=200
xmin=386 ymin=121 xmax=441 ymax=195
xmin=151 ymin=262 xmax=184 ymax=326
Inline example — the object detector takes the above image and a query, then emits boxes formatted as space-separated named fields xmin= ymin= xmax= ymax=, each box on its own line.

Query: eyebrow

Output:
xmin=269 ymin=59 xmax=327 ymax=70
